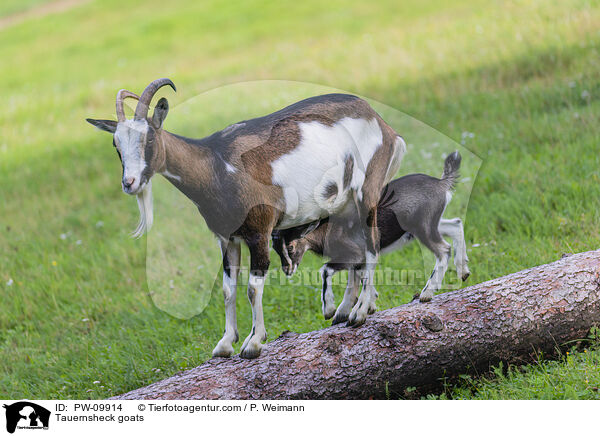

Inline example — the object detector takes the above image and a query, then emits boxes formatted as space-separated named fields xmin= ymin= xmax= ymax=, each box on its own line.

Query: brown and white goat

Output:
xmin=273 ymin=152 xmax=470 ymax=325
xmin=87 ymin=78 xmax=404 ymax=358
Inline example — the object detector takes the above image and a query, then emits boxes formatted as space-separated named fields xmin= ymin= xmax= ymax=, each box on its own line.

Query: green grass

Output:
xmin=0 ymin=0 xmax=50 ymax=18
xmin=432 ymin=332 xmax=600 ymax=400
xmin=1 ymin=0 xmax=599 ymax=399
xmin=442 ymin=348 xmax=600 ymax=400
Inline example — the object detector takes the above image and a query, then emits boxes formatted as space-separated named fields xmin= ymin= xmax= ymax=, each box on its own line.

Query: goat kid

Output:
xmin=87 ymin=79 xmax=405 ymax=358
xmin=273 ymin=152 xmax=470 ymax=325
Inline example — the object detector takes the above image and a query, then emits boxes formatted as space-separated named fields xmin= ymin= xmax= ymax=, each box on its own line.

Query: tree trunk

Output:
xmin=112 ymin=250 xmax=600 ymax=400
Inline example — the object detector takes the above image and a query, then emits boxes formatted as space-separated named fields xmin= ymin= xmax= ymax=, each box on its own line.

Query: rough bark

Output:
xmin=112 ymin=250 xmax=600 ymax=400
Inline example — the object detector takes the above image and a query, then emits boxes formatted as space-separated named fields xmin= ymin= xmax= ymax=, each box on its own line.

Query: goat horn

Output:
xmin=116 ymin=89 xmax=140 ymax=122
xmin=134 ymin=78 xmax=176 ymax=120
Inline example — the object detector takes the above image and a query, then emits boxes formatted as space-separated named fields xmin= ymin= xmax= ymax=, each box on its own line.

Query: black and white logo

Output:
xmin=3 ymin=402 xmax=50 ymax=434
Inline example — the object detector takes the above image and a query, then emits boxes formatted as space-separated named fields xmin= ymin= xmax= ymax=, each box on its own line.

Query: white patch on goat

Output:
xmin=212 ymin=238 xmax=240 ymax=358
xmin=114 ymin=119 xmax=148 ymax=193
xmin=446 ymin=190 xmax=453 ymax=206
xmin=348 ymin=252 xmax=379 ymax=325
xmin=132 ymin=180 xmax=153 ymax=238
xmin=225 ymin=162 xmax=237 ymax=174
xmin=240 ymin=273 xmax=267 ymax=358
xmin=161 ymin=169 xmax=182 ymax=182
xmin=383 ymin=136 xmax=406 ymax=183
xmin=334 ymin=269 xmax=361 ymax=321
xmin=380 ymin=232 xmax=414 ymax=255
xmin=319 ymin=265 xmax=336 ymax=318
xmin=437 ymin=190 xmax=453 ymax=221
xmin=421 ymin=248 xmax=450 ymax=302
xmin=271 ymin=117 xmax=383 ymax=228
xmin=439 ymin=218 xmax=470 ymax=279
xmin=222 ymin=268 xmax=237 ymax=327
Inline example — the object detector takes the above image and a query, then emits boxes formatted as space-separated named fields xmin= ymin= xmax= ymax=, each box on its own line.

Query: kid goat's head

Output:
xmin=86 ymin=78 xmax=176 ymax=237
xmin=272 ymin=230 xmax=312 ymax=277
xmin=86 ymin=78 xmax=176 ymax=195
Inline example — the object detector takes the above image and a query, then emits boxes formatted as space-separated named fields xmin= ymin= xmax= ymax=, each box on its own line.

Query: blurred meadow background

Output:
xmin=0 ymin=0 xmax=599 ymax=399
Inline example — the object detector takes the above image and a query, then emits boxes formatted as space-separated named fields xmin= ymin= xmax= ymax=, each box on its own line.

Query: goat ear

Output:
xmin=151 ymin=97 xmax=169 ymax=129
xmin=86 ymin=118 xmax=117 ymax=133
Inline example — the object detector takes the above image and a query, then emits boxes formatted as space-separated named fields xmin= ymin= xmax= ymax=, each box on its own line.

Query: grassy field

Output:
xmin=1 ymin=0 xmax=599 ymax=399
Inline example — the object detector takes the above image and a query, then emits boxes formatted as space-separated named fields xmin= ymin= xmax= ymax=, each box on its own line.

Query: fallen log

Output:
xmin=113 ymin=250 xmax=600 ymax=400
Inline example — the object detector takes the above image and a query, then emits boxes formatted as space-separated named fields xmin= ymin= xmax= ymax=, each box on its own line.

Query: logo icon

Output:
xmin=2 ymin=402 xmax=50 ymax=434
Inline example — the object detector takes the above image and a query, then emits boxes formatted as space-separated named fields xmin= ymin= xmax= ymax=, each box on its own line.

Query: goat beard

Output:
xmin=132 ymin=180 xmax=153 ymax=238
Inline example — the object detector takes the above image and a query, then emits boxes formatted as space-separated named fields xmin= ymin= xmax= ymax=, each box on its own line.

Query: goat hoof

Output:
xmin=240 ymin=341 xmax=263 ymax=359
xmin=323 ymin=307 xmax=336 ymax=320
xmin=419 ymin=293 xmax=433 ymax=303
xmin=461 ymin=271 xmax=470 ymax=282
xmin=212 ymin=333 xmax=238 ymax=357
xmin=346 ymin=312 xmax=357 ymax=326
xmin=367 ymin=304 xmax=377 ymax=315
xmin=212 ymin=340 xmax=234 ymax=358
xmin=346 ymin=316 xmax=366 ymax=328
xmin=331 ymin=313 xmax=349 ymax=325
xmin=347 ymin=311 xmax=367 ymax=327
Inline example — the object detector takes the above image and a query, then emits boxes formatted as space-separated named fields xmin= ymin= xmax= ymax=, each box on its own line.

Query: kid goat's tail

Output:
xmin=441 ymin=151 xmax=461 ymax=191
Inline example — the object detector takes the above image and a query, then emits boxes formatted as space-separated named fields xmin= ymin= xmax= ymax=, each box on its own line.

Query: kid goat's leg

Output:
xmin=320 ymin=265 xmax=337 ymax=319
xmin=332 ymin=268 xmax=361 ymax=325
xmin=438 ymin=218 xmax=470 ymax=281
xmin=212 ymin=237 xmax=241 ymax=358
xmin=346 ymin=133 xmax=403 ymax=323
xmin=240 ymin=234 xmax=270 ymax=359
xmin=419 ymin=231 xmax=451 ymax=302
xmin=348 ymin=204 xmax=380 ymax=326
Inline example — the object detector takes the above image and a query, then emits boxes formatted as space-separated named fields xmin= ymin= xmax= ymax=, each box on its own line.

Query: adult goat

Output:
xmin=87 ymin=79 xmax=404 ymax=358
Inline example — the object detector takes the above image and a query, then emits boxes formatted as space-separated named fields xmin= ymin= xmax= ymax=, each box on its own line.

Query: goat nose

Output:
xmin=123 ymin=177 xmax=135 ymax=188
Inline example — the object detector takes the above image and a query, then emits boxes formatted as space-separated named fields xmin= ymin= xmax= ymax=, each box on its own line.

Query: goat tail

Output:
xmin=441 ymin=151 xmax=461 ymax=191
